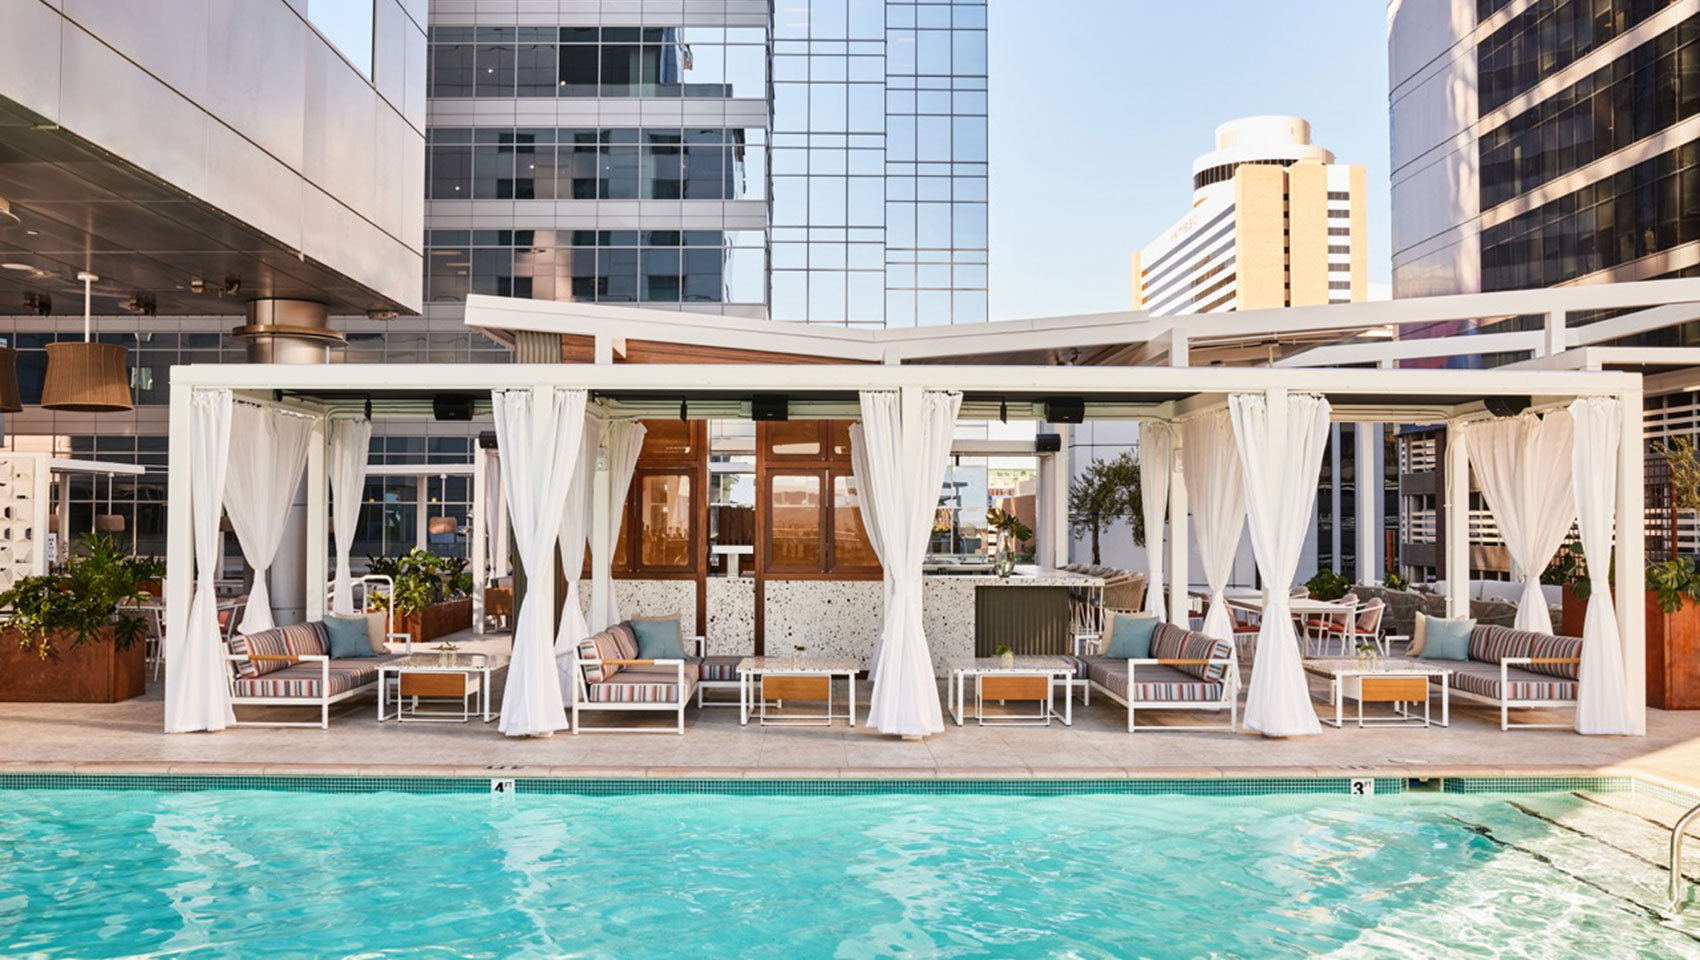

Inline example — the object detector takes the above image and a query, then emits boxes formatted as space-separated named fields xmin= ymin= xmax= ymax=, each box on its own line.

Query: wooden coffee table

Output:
xmin=947 ymin=657 xmax=1076 ymax=726
xmin=1303 ymin=658 xmax=1451 ymax=728
xmin=378 ymin=652 xmax=501 ymax=723
xmin=737 ymin=657 xmax=859 ymax=727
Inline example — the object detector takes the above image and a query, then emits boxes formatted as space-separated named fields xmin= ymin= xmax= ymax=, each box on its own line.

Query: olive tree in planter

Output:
xmin=1067 ymin=452 xmax=1142 ymax=566
xmin=0 ymin=533 xmax=152 ymax=702
xmin=368 ymin=549 xmax=474 ymax=644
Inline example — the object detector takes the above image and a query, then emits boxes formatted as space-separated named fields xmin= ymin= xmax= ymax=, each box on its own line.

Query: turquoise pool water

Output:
xmin=0 ymin=785 xmax=1694 ymax=957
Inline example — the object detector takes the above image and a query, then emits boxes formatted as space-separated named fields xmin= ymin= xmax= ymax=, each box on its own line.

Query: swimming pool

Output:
xmin=0 ymin=779 xmax=1694 ymax=957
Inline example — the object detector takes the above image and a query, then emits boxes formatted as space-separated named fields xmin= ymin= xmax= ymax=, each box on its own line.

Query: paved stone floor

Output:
xmin=4 ymin=632 xmax=1698 ymax=790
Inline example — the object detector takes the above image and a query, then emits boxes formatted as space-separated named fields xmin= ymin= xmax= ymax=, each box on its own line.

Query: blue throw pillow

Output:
xmin=1421 ymin=617 xmax=1475 ymax=661
xmin=1103 ymin=613 xmax=1160 ymax=659
xmin=631 ymin=615 xmax=686 ymax=659
xmin=323 ymin=615 xmax=374 ymax=659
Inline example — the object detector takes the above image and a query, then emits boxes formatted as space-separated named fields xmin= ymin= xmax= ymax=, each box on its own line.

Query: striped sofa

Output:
xmin=224 ymin=621 xmax=402 ymax=728
xmin=1447 ymin=624 xmax=1582 ymax=730
xmin=568 ymin=620 xmax=706 ymax=734
xmin=1077 ymin=621 xmax=1239 ymax=732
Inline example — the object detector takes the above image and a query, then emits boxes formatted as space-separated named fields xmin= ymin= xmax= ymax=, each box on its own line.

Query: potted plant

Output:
xmin=367 ymin=548 xmax=475 ymax=644
xmin=1305 ymin=568 xmax=1351 ymax=601
xmin=986 ymin=508 xmax=1033 ymax=579
xmin=994 ymin=643 xmax=1015 ymax=668
xmin=1555 ymin=542 xmax=1700 ymax=711
xmin=0 ymin=533 xmax=152 ymax=702
xmin=1067 ymin=452 xmax=1142 ymax=566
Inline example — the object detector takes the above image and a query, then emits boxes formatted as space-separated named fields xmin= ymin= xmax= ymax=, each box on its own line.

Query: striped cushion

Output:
xmin=1525 ymin=633 xmax=1583 ymax=680
xmin=700 ymin=656 xmax=742 ymax=682
xmin=608 ymin=623 xmax=639 ymax=661
xmin=231 ymin=660 xmax=380 ymax=700
xmin=227 ymin=622 xmax=329 ymax=678
xmin=1468 ymin=624 xmax=1532 ymax=665
xmin=1085 ymin=659 xmax=1224 ymax=703
xmin=576 ymin=631 xmax=627 ymax=684
xmin=583 ymin=663 xmax=699 ymax=703
xmin=1149 ymin=623 xmax=1233 ymax=682
xmin=1451 ymin=667 xmax=1576 ymax=704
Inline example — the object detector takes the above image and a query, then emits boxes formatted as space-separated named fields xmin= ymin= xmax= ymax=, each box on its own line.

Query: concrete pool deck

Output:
xmin=3 ymin=632 xmax=1697 ymax=794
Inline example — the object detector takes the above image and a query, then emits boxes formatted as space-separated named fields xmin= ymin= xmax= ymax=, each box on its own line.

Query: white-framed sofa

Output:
xmin=1442 ymin=624 xmax=1582 ymax=730
xmin=224 ymin=620 xmax=402 ymax=729
xmin=1073 ymin=621 xmax=1240 ymax=732
xmin=568 ymin=621 xmax=709 ymax=733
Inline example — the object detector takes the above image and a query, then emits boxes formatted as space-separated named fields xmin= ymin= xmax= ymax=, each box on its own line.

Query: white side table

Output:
xmin=947 ymin=656 xmax=1076 ymax=726
xmin=737 ymin=657 xmax=859 ymax=726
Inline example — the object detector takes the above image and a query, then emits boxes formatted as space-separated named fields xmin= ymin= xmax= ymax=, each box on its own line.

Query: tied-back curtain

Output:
xmin=554 ymin=423 xmax=597 ymax=694
xmin=328 ymin=418 xmax=372 ymax=616
xmin=1569 ymin=398 xmax=1636 ymax=735
xmin=1139 ymin=423 xmax=1174 ymax=621
xmin=165 ymin=388 xmax=236 ymax=733
xmin=1181 ymin=411 xmax=1247 ymax=642
xmin=483 ymin=452 xmax=509 ymax=580
xmin=491 ymin=387 xmax=588 ymax=736
xmin=1231 ymin=392 xmax=1330 ymax=738
xmin=1463 ymin=412 xmax=1576 ymax=634
xmin=224 ymin=403 xmax=315 ymax=634
xmin=848 ymin=423 xmax=892 ymax=679
xmin=588 ymin=420 xmax=645 ymax=632
xmin=860 ymin=389 xmax=962 ymax=738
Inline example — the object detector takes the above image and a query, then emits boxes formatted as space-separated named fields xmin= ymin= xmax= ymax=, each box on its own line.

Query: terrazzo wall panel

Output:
xmin=704 ymin=577 xmax=755 ymax=656
xmin=575 ymin=579 xmax=698 ymax=636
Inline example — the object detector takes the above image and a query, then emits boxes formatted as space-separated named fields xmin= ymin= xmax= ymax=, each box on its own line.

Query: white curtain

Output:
xmin=1231 ymin=392 xmax=1330 ymax=738
xmin=1182 ymin=411 xmax=1247 ymax=642
xmin=553 ymin=423 xmax=597 ymax=694
xmin=328 ymin=418 xmax=372 ymax=616
xmin=165 ymin=388 xmax=236 ymax=733
xmin=588 ymin=420 xmax=645 ymax=631
xmin=860 ymin=389 xmax=962 ymax=738
xmin=1464 ymin=411 xmax=1576 ymax=634
xmin=1139 ymin=422 xmax=1174 ymax=621
xmin=848 ymin=423 xmax=892 ymax=680
xmin=1569 ymin=398 xmax=1636 ymax=735
xmin=224 ymin=404 xmax=315 ymax=634
xmin=483 ymin=452 xmax=510 ymax=580
xmin=491 ymin=387 xmax=588 ymax=737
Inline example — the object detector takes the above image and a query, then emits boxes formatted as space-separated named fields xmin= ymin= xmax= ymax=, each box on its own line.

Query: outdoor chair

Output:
xmin=568 ymin=618 xmax=708 ymax=733
xmin=1078 ymin=621 xmax=1239 ymax=732
xmin=223 ymin=620 xmax=403 ymax=729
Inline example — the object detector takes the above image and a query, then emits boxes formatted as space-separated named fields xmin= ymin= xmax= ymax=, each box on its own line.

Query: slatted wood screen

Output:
xmin=974 ymin=585 xmax=1070 ymax=657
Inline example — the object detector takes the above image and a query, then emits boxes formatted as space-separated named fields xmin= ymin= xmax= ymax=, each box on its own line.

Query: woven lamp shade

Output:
xmin=94 ymin=513 xmax=126 ymax=533
xmin=41 ymin=341 xmax=132 ymax=412
xmin=427 ymin=515 xmax=459 ymax=536
xmin=0 ymin=346 xmax=22 ymax=413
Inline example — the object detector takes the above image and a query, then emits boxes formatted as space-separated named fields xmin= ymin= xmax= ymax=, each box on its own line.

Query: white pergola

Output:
xmin=161 ymin=360 xmax=1650 ymax=735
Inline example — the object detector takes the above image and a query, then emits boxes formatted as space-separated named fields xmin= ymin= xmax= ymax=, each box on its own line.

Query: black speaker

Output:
xmin=1483 ymin=395 xmax=1531 ymax=418
xmin=1035 ymin=433 xmax=1062 ymax=453
xmin=1044 ymin=396 xmax=1085 ymax=424
xmin=751 ymin=394 xmax=789 ymax=421
xmin=433 ymin=394 xmax=474 ymax=421
xmin=477 ymin=430 xmax=498 ymax=450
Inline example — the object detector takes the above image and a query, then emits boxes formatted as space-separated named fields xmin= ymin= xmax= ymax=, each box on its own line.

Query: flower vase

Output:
xmin=1000 ymin=650 xmax=1015 ymax=668
xmin=996 ymin=536 xmax=1015 ymax=579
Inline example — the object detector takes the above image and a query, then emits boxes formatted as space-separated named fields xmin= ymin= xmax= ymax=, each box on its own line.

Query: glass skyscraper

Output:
xmin=422 ymin=0 xmax=988 ymax=327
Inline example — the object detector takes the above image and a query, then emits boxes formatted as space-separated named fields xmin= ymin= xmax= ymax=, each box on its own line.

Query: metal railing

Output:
xmin=1673 ymin=800 xmax=1700 ymax=913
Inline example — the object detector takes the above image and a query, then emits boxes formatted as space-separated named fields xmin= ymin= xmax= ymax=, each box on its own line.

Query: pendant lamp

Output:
xmin=41 ymin=271 xmax=132 ymax=412
xmin=0 ymin=343 xmax=22 ymax=413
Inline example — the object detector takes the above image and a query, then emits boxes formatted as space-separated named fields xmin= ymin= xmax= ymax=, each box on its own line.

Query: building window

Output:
xmin=597 ymin=421 xmax=705 ymax=577
xmin=759 ymin=421 xmax=879 ymax=576
xmin=1478 ymin=0 xmax=1677 ymax=114
xmin=427 ymin=25 xmax=768 ymax=100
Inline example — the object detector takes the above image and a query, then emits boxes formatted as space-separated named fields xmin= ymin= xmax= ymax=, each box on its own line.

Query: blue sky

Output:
xmin=987 ymin=0 xmax=1393 ymax=321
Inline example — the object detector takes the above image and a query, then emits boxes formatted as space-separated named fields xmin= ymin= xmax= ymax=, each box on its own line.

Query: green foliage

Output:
xmin=1661 ymin=436 xmax=1700 ymax=514
xmin=1541 ymin=545 xmax=1585 ymax=587
xmin=986 ymin=507 xmax=1033 ymax=545
xmin=1647 ymin=557 xmax=1700 ymax=614
xmin=365 ymin=549 xmax=471 ymax=616
xmin=1305 ymin=568 xmax=1352 ymax=601
xmin=1067 ymin=452 xmax=1143 ymax=565
xmin=0 ymin=533 xmax=150 ymax=657
xmin=1382 ymin=570 xmax=1410 ymax=591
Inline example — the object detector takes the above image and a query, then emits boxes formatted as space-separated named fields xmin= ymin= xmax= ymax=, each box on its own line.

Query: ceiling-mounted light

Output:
xmin=40 ymin=271 xmax=133 ymax=412
xmin=0 ymin=197 xmax=19 ymax=230
xmin=0 ymin=263 xmax=33 ymax=272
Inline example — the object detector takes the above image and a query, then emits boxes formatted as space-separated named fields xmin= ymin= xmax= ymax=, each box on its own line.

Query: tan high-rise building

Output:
xmin=1132 ymin=116 xmax=1367 ymax=315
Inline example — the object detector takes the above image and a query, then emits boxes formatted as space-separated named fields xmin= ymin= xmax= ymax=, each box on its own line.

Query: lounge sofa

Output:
xmin=1444 ymin=624 xmax=1582 ymax=730
xmin=1074 ymin=621 xmax=1239 ymax=732
xmin=224 ymin=620 xmax=403 ymax=729
xmin=569 ymin=620 xmax=709 ymax=733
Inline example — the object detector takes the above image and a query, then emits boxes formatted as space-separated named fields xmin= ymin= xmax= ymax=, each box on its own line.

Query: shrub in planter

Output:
xmin=0 ymin=533 xmax=152 ymax=702
xmin=1304 ymin=568 xmax=1351 ymax=601
xmin=366 ymin=549 xmax=474 ymax=643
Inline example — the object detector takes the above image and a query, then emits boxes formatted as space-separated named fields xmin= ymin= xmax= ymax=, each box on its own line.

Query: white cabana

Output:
xmin=327 ymin=417 xmax=372 ymax=616
xmin=223 ymin=402 xmax=315 ymax=634
xmin=587 ymin=419 xmax=644 ymax=632
xmin=491 ymin=387 xmax=588 ymax=737
xmin=1232 ymin=391 xmax=1330 ymax=738
xmin=860 ymin=388 xmax=962 ymax=738
xmin=162 ymin=388 xmax=235 ymax=733
xmin=1181 ymin=411 xmax=1246 ymax=643
xmin=1569 ymin=397 xmax=1637 ymax=735
xmin=1139 ymin=423 xmax=1174 ymax=622
xmin=1463 ymin=412 xmax=1577 ymax=634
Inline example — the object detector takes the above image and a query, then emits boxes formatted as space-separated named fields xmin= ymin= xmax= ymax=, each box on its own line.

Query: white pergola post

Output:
xmin=304 ymin=414 xmax=328 ymax=622
xmin=471 ymin=443 xmax=488 ymax=634
xmin=1616 ymin=387 xmax=1647 ymax=733
xmin=1444 ymin=419 xmax=1471 ymax=618
xmin=1167 ymin=424 xmax=1188 ymax=625
xmin=162 ymin=380 xmax=195 ymax=719
xmin=1356 ymin=422 xmax=1381 ymax=584
xmin=413 ymin=478 xmax=427 ymax=551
